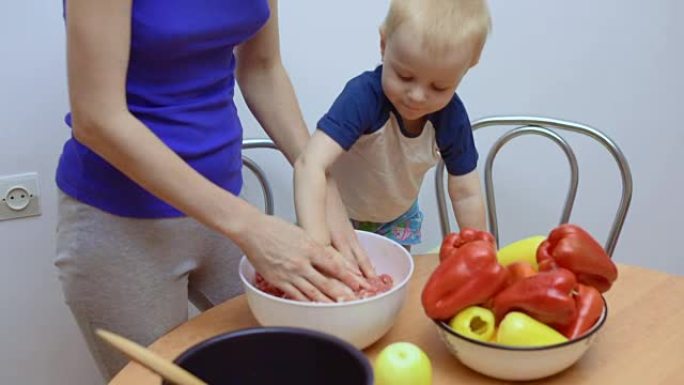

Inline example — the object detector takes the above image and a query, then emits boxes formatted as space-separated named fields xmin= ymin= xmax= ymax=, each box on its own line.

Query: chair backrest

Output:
xmin=241 ymin=138 xmax=279 ymax=215
xmin=435 ymin=116 xmax=633 ymax=257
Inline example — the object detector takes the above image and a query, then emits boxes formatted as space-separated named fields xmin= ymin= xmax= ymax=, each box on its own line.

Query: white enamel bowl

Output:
xmin=434 ymin=299 xmax=608 ymax=381
xmin=239 ymin=230 xmax=414 ymax=350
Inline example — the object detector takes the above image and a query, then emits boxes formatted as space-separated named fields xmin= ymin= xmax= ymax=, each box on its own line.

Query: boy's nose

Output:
xmin=407 ymin=87 xmax=426 ymax=104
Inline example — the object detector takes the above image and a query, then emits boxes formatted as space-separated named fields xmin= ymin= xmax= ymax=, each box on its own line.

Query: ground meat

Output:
xmin=254 ymin=273 xmax=394 ymax=302
xmin=356 ymin=274 xmax=394 ymax=299
xmin=254 ymin=273 xmax=288 ymax=298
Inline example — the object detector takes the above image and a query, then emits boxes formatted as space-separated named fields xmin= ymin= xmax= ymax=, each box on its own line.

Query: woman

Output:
xmin=55 ymin=0 xmax=369 ymax=379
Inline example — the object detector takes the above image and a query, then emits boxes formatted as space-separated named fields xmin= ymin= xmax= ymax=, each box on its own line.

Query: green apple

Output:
xmin=374 ymin=342 xmax=432 ymax=385
xmin=448 ymin=306 xmax=496 ymax=342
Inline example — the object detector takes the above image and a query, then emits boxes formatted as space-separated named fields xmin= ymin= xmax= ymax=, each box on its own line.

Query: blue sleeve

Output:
xmin=317 ymin=72 xmax=387 ymax=150
xmin=431 ymin=94 xmax=478 ymax=176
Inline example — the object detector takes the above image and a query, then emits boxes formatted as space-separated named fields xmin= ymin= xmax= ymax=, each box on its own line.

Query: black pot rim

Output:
xmin=434 ymin=296 xmax=608 ymax=351
xmin=171 ymin=326 xmax=374 ymax=383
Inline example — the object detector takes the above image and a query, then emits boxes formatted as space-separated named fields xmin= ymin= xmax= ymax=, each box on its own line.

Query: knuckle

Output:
xmin=304 ymin=288 xmax=319 ymax=300
xmin=303 ymin=240 xmax=321 ymax=255
xmin=282 ymin=259 xmax=306 ymax=274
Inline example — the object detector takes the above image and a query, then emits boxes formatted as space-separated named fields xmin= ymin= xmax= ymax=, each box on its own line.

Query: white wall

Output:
xmin=1 ymin=0 xmax=682 ymax=384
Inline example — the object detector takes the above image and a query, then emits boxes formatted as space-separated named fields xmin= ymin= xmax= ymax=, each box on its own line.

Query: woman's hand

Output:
xmin=326 ymin=180 xmax=378 ymax=279
xmin=236 ymin=211 xmax=369 ymax=302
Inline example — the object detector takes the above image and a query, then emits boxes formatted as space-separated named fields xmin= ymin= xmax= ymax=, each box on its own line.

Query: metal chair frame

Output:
xmin=435 ymin=116 xmax=633 ymax=257
xmin=241 ymin=138 xmax=279 ymax=216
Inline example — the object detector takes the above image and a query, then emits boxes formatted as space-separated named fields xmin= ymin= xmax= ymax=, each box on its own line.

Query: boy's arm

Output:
xmin=294 ymin=131 xmax=346 ymax=246
xmin=295 ymin=133 xmax=377 ymax=279
xmin=300 ymin=70 xmax=381 ymax=278
xmin=447 ymin=170 xmax=487 ymax=231
xmin=325 ymin=177 xmax=377 ymax=278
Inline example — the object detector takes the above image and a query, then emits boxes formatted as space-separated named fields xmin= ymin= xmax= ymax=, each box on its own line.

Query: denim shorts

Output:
xmin=351 ymin=201 xmax=424 ymax=246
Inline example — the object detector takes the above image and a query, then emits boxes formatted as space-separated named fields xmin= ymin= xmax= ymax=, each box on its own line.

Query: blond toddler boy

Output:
xmin=295 ymin=0 xmax=491 ymax=276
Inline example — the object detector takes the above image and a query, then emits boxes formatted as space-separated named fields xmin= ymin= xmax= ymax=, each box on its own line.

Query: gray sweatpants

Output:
xmin=54 ymin=192 xmax=245 ymax=381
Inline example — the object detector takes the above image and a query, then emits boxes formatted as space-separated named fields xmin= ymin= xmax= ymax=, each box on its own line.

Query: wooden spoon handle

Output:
xmin=96 ymin=329 xmax=208 ymax=385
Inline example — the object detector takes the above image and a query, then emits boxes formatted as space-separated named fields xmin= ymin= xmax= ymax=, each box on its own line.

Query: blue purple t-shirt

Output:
xmin=56 ymin=0 xmax=270 ymax=217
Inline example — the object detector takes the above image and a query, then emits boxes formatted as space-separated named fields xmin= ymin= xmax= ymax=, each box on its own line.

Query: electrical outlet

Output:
xmin=0 ymin=172 xmax=41 ymax=221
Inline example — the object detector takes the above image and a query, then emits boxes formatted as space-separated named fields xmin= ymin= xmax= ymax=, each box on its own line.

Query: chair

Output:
xmin=241 ymin=138 xmax=279 ymax=215
xmin=434 ymin=116 xmax=633 ymax=257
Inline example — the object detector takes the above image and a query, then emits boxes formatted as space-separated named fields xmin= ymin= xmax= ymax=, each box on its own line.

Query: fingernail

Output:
xmin=336 ymin=294 xmax=353 ymax=303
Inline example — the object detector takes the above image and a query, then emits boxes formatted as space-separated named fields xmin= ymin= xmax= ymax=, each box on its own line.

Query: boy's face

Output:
xmin=380 ymin=24 xmax=480 ymax=122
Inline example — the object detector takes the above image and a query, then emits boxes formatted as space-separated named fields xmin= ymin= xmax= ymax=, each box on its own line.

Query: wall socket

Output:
xmin=0 ymin=172 xmax=41 ymax=221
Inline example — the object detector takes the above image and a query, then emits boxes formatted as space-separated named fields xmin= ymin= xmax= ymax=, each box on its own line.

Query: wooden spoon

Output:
xmin=95 ymin=329 xmax=208 ymax=385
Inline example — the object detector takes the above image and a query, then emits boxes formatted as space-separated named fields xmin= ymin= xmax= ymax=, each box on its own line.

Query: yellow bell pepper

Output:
xmin=448 ymin=306 xmax=495 ymax=342
xmin=496 ymin=311 xmax=568 ymax=347
xmin=497 ymin=235 xmax=546 ymax=270
xmin=489 ymin=329 xmax=498 ymax=343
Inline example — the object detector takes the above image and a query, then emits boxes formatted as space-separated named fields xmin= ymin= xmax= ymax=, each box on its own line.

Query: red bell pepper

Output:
xmin=559 ymin=284 xmax=604 ymax=339
xmin=492 ymin=268 xmax=578 ymax=327
xmin=439 ymin=228 xmax=496 ymax=262
xmin=537 ymin=224 xmax=618 ymax=293
xmin=422 ymin=240 xmax=509 ymax=320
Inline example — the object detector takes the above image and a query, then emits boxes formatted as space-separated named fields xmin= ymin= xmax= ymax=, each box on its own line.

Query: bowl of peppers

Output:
xmin=422 ymin=224 xmax=616 ymax=381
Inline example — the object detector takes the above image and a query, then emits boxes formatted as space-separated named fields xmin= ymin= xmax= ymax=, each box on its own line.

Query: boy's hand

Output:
xmin=293 ymin=131 xmax=375 ymax=284
xmin=326 ymin=185 xmax=378 ymax=279
xmin=448 ymin=170 xmax=487 ymax=232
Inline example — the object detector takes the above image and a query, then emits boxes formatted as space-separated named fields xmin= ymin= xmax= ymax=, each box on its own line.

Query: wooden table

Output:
xmin=110 ymin=254 xmax=684 ymax=385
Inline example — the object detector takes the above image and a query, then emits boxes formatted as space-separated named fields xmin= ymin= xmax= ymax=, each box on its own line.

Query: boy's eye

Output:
xmin=432 ymin=85 xmax=449 ymax=92
xmin=398 ymin=74 xmax=413 ymax=81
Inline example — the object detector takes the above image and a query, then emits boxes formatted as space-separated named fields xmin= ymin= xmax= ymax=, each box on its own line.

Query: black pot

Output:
xmin=162 ymin=327 xmax=374 ymax=385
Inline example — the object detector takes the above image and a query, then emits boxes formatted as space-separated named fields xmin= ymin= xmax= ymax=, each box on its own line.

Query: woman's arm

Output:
xmin=447 ymin=170 xmax=487 ymax=231
xmin=237 ymin=0 xmax=375 ymax=279
xmin=235 ymin=0 xmax=308 ymax=165
xmin=65 ymin=0 xmax=363 ymax=302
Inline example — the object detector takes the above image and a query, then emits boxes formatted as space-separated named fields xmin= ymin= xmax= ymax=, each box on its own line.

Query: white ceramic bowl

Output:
xmin=434 ymin=299 xmax=608 ymax=381
xmin=239 ymin=230 xmax=414 ymax=350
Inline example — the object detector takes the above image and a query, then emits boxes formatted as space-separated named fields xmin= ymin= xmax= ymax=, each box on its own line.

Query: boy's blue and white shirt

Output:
xmin=318 ymin=66 xmax=478 ymax=223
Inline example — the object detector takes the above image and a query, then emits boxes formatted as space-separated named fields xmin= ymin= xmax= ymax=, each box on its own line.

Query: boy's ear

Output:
xmin=469 ymin=51 xmax=481 ymax=68
xmin=469 ymin=41 xmax=486 ymax=68
xmin=379 ymin=27 xmax=386 ymax=58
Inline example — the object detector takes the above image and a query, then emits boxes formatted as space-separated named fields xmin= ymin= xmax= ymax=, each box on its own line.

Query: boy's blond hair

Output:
xmin=382 ymin=0 xmax=491 ymax=56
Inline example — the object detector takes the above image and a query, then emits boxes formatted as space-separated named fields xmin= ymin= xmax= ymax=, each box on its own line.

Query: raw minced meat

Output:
xmin=254 ymin=272 xmax=394 ymax=301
